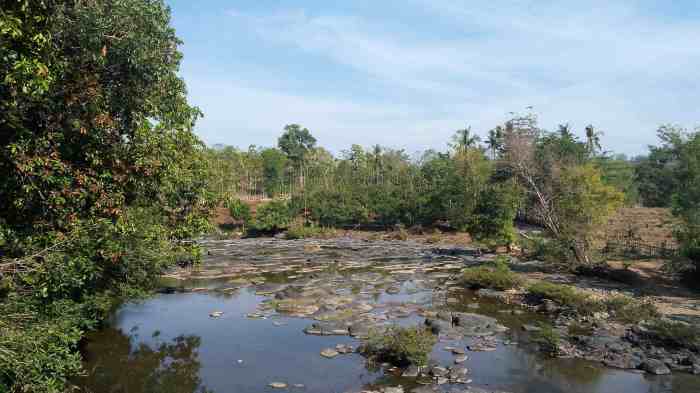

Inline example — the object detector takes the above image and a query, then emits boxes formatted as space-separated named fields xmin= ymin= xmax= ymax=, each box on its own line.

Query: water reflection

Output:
xmin=73 ymin=286 xmax=700 ymax=393
xmin=76 ymin=329 xmax=212 ymax=393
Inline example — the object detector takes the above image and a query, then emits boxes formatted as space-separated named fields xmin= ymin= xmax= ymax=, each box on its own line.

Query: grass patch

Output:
xmin=527 ymin=281 xmax=604 ymax=316
xmin=527 ymin=281 xmax=660 ymax=323
xmin=531 ymin=322 xmax=561 ymax=357
xmin=643 ymin=319 xmax=700 ymax=350
xmin=285 ymin=222 xmax=337 ymax=239
xmin=461 ymin=256 xmax=523 ymax=290
xmin=603 ymin=295 xmax=659 ymax=324
xmin=567 ymin=321 xmax=595 ymax=336
xmin=361 ymin=325 xmax=436 ymax=367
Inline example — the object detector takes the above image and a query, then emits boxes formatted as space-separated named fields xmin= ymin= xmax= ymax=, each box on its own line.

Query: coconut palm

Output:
xmin=451 ymin=126 xmax=481 ymax=152
xmin=486 ymin=126 xmax=504 ymax=159
xmin=585 ymin=124 xmax=603 ymax=156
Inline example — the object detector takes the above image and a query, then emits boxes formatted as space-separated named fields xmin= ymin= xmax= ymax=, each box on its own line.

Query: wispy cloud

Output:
xmin=183 ymin=2 xmax=700 ymax=155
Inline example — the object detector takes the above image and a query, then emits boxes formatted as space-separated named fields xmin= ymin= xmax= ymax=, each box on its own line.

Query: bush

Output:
xmin=361 ymin=326 xmax=436 ymax=367
xmin=252 ymin=200 xmax=293 ymax=232
xmin=644 ymin=319 xmax=700 ymax=350
xmin=225 ymin=198 xmax=251 ymax=223
xmin=531 ymin=322 xmax=561 ymax=356
xmin=285 ymin=222 xmax=336 ymax=239
xmin=461 ymin=256 xmax=523 ymax=290
xmin=527 ymin=281 xmax=603 ymax=316
xmin=603 ymin=295 xmax=659 ymax=324
xmin=469 ymin=182 xmax=521 ymax=246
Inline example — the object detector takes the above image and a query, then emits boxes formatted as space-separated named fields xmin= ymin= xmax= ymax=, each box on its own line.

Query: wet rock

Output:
xmin=451 ymin=312 xmax=508 ymax=336
xmin=454 ymin=355 xmax=468 ymax=364
xmin=641 ymin=359 xmax=671 ymax=375
xmin=303 ymin=322 xmax=348 ymax=336
xmin=410 ymin=387 xmax=438 ymax=393
xmin=522 ymin=324 xmax=541 ymax=332
xmin=269 ymin=382 xmax=288 ymax=389
xmin=424 ymin=318 xmax=449 ymax=335
xmin=429 ymin=366 xmax=448 ymax=377
xmin=540 ymin=299 xmax=559 ymax=314
xmin=209 ymin=311 xmax=224 ymax=318
xmin=451 ymin=348 xmax=466 ymax=355
xmin=335 ymin=344 xmax=354 ymax=354
xmin=402 ymin=365 xmax=420 ymax=377
xmin=320 ymin=348 xmax=340 ymax=358
xmin=475 ymin=289 xmax=509 ymax=301
xmin=382 ymin=387 xmax=404 ymax=393
xmin=448 ymin=365 xmax=469 ymax=380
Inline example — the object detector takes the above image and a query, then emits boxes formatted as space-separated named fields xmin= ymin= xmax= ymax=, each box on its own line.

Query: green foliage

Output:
xmin=603 ymin=295 xmax=659 ymax=324
xmin=527 ymin=282 xmax=604 ymax=316
xmin=553 ymin=164 xmax=624 ymax=265
xmin=461 ymin=256 xmax=523 ymax=290
xmin=0 ymin=1 xmax=212 ymax=391
xmin=531 ymin=322 xmax=561 ymax=357
xmin=635 ymin=126 xmax=686 ymax=207
xmin=277 ymin=124 xmax=317 ymax=164
xmin=285 ymin=222 xmax=337 ymax=239
xmin=672 ymin=131 xmax=700 ymax=278
xmin=596 ymin=155 xmax=640 ymax=205
xmin=252 ymin=200 xmax=293 ymax=232
xmin=225 ymin=198 xmax=251 ymax=223
xmin=469 ymin=181 xmax=521 ymax=245
xmin=643 ymin=319 xmax=700 ymax=350
xmin=362 ymin=326 xmax=436 ymax=367
xmin=261 ymin=148 xmax=288 ymax=197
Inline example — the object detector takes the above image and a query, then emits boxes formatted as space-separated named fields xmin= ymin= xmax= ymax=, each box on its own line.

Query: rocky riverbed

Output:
xmin=75 ymin=237 xmax=700 ymax=393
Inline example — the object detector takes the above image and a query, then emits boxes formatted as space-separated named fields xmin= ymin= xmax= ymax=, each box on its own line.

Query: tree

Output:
xmin=277 ymin=124 xmax=317 ymax=165
xmin=451 ymin=126 xmax=481 ymax=151
xmin=486 ymin=127 xmax=504 ymax=159
xmin=555 ymin=164 xmax=624 ymax=264
xmin=635 ymin=125 xmax=685 ymax=207
xmin=585 ymin=125 xmax=603 ymax=156
xmin=504 ymin=129 xmax=623 ymax=266
xmin=260 ymin=148 xmax=287 ymax=197
xmin=0 ymin=2 xmax=211 ymax=391
xmin=672 ymin=130 xmax=700 ymax=277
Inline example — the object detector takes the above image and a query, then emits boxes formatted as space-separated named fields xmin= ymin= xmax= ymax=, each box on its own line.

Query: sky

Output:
xmin=167 ymin=0 xmax=700 ymax=157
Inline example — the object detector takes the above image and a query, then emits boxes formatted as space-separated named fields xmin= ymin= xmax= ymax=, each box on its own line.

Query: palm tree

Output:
xmin=557 ymin=123 xmax=574 ymax=139
xmin=452 ymin=126 xmax=480 ymax=152
xmin=485 ymin=126 xmax=504 ymax=159
xmin=585 ymin=124 xmax=603 ymax=156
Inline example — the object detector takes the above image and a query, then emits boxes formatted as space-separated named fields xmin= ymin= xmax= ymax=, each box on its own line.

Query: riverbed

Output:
xmin=74 ymin=238 xmax=700 ymax=393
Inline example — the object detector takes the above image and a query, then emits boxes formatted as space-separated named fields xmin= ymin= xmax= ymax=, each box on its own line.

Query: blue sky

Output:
xmin=167 ymin=0 xmax=700 ymax=156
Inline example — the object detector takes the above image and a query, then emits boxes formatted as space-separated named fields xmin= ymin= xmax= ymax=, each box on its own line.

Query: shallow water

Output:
xmin=74 ymin=239 xmax=700 ymax=393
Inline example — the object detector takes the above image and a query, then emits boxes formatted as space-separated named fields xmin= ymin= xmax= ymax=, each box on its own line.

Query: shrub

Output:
xmin=531 ymin=322 xmax=561 ymax=356
xmin=603 ymin=295 xmax=659 ymax=324
xmin=644 ymin=319 xmax=700 ymax=350
xmin=469 ymin=182 xmax=521 ymax=246
xmin=252 ymin=200 xmax=293 ymax=231
xmin=461 ymin=256 xmax=523 ymax=290
xmin=285 ymin=222 xmax=336 ymax=239
xmin=362 ymin=326 xmax=436 ymax=367
xmin=225 ymin=198 xmax=251 ymax=223
xmin=526 ymin=281 xmax=604 ymax=316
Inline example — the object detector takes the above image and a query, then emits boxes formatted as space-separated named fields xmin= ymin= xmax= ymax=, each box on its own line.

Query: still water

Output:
xmin=74 ymin=287 xmax=700 ymax=393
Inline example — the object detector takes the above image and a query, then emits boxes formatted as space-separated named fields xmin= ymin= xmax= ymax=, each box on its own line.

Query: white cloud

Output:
xmin=192 ymin=2 xmax=700 ymax=155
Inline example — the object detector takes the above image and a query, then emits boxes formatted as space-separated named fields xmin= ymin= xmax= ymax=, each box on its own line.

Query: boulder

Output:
xmin=641 ymin=359 xmax=671 ymax=375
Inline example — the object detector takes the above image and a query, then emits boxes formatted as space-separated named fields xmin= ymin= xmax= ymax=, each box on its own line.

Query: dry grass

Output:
xmin=603 ymin=207 xmax=679 ymax=247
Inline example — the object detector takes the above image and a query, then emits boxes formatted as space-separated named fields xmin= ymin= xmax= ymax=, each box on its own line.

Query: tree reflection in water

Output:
xmin=75 ymin=328 xmax=212 ymax=393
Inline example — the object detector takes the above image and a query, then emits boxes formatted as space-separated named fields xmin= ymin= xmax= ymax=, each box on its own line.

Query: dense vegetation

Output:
xmin=0 ymin=1 xmax=212 ymax=392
